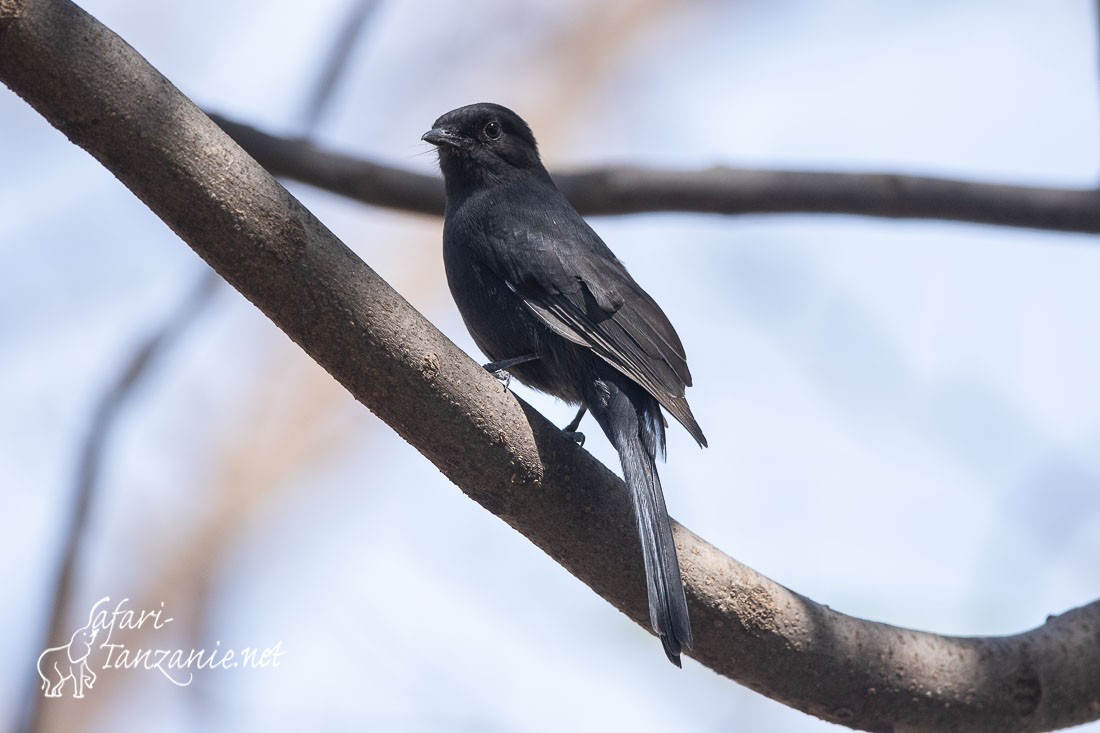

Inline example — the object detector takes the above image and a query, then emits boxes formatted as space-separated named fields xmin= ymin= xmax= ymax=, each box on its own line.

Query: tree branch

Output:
xmin=3 ymin=2 xmax=1098 ymax=731
xmin=209 ymin=113 xmax=1100 ymax=234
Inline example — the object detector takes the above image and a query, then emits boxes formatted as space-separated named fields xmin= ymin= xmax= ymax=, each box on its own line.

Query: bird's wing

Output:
xmin=486 ymin=211 xmax=707 ymax=447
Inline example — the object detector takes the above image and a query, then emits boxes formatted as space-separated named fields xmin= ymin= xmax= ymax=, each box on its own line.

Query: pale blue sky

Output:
xmin=2 ymin=1 xmax=1098 ymax=730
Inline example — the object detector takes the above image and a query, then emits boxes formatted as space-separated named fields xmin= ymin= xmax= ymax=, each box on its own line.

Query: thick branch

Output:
xmin=211 ymin=114 xmax=1100 ymax=234
xmin=3 ymin=2 xmax=1098 ymax=731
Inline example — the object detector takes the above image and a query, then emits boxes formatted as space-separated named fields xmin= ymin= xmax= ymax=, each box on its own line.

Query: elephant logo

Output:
xmin=37 ymin=598 xmax=109 ymax=699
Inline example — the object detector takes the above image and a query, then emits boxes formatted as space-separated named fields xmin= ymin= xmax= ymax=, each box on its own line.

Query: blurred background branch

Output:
xmin=213 ymin=113 xmax=1100 ymax=233
xmin=22 ymin=269 xmax=220 ymax=733
xmin=296 ymin=0 xmax=381 ymax=136
xmin=24 ymin=2 xmax=383 ymax=731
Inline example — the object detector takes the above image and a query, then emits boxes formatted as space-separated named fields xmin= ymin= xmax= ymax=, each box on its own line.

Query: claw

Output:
xmin=564 ymin=429 xmax=585 ymax=446
xmin=562 ymin=407 xmax=587 ymax=442
xmin=491 ymin=369 xmax=512 ymax=389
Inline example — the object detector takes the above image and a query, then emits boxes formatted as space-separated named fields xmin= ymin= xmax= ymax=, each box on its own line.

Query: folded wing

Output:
xmin=489 ymin=214 xmax=707 ymax=448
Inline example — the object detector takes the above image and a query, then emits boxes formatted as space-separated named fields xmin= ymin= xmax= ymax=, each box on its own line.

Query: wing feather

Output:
xmin=487 ymin=213 xmax=706 ymax=447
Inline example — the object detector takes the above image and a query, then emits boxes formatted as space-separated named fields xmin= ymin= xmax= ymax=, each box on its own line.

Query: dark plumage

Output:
xmin=423 ymin=102 xmax=705 ymax=666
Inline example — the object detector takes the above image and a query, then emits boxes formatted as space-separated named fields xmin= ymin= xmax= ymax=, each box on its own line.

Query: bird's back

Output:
xmin=444 ymin=175 xmax=705 ymax=447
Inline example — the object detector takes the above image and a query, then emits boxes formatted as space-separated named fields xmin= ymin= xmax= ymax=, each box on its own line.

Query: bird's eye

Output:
xmin=483 ymin=120 xmax=502 ymax=140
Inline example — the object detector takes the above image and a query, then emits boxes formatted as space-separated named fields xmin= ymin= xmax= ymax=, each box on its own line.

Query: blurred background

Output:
xmin=3 ymin=0 xmax=1100 ymax=730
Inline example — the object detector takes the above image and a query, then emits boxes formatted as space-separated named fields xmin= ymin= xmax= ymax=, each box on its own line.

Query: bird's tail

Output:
xmin=589 ymin=379 xmax=693 ymax=666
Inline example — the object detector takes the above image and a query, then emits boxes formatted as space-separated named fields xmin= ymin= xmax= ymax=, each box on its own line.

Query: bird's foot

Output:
xmin=562 ymin=406 xmax=587 ymax=445
xmin=562 ymin=428 xmax=585 ymax=446
xmin=488 ymin=368 xmax=512 ymax=389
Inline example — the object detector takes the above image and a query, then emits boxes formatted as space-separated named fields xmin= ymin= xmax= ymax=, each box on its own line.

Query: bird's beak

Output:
xmin=422 ymin=127 xmax=461 ymax=148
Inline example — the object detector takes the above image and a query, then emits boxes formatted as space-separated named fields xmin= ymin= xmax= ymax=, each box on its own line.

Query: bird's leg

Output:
xmin=483 ymin=353 xmax=540 ymax=372
xmin=562 ymin=406 xmax=586 ymax=446
xmin=482 ymin=353 xmax=540 ymax=388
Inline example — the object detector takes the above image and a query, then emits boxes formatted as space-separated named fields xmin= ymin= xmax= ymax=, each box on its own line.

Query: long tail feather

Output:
xmin=588 ymin=379 xmax=693 ymax=665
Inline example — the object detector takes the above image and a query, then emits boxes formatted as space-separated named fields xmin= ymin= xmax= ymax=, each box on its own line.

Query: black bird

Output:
xmin=423 ymin=102 xmax=706 ymax=666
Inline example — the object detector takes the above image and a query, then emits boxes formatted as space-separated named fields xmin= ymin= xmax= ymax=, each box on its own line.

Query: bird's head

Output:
xmin=422 ymin=103 xmax=544 ymax=187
